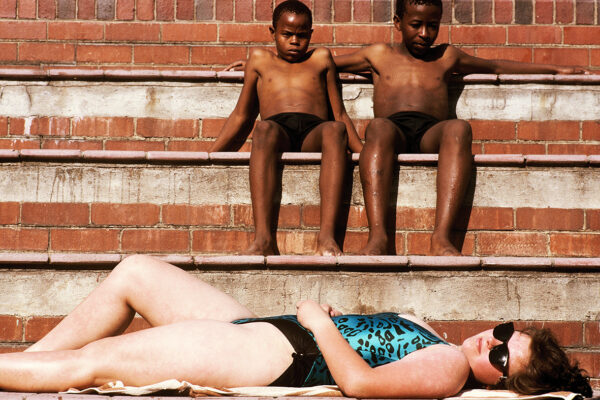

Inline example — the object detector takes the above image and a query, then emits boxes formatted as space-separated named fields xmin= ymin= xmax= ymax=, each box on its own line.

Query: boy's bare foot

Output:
xmin=430 ymin=234 xmax=462 ymax=256
xmin=316 ymin=236 xmax=342 ymax=256
xmin=244 ymin=239 xmax=277 ymax=256
xmin=358 ymin=236 xmax=390 ymax=255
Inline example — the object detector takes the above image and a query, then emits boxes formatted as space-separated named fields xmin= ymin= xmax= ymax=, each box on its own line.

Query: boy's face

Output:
xmin=270 ymin=11 xmax=312 ymax=63
xmin=394 ymin=2 xmax=442 ymax=58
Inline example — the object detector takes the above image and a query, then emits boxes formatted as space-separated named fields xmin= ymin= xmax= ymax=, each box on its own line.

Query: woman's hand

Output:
xmin=296 ymin=299 xmax=336 ymax=332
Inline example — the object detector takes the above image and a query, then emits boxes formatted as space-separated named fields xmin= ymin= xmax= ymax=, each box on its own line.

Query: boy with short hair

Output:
xmin=211 ymin=0 xmax=362 ymax=256
xmin=335 ymin=0 xmax=587 ymax=256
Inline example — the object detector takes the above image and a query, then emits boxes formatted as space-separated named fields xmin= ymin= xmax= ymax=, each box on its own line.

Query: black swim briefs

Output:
xmin=232 ymin=316 xmax=319 ymax=387
xmin=266 ymin=112 xmax=326 ymax=152
xmin=386 ymin=111 xmax=440 ymax=153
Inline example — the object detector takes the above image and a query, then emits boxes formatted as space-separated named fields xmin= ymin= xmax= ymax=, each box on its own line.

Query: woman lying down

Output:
xmin=0 ymin=255 xmax=592 ymax=398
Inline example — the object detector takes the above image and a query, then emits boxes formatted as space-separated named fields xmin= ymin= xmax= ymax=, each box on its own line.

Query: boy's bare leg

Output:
xmin=0 ymin=319 xmax=293 ymax=392
xmin=420 ymin=119 xmax=473 ymax=256
xmin=27 ymin=255 xmax=256 ymax=352
xmin=247 ymin=121 xmax=291 ymax=255
xmin=302 ymin=121 xmax=347 ymax=256
xmin=358 ymin=118 xmax=404 ymax=255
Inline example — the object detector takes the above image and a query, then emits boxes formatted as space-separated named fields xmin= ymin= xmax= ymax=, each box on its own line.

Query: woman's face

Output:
xmin=460 ymin=328 xmax=532 ymax=385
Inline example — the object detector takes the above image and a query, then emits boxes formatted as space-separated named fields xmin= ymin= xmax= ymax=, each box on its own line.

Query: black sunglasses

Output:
xmin=488 ymin=322 xmax=515 ymax=380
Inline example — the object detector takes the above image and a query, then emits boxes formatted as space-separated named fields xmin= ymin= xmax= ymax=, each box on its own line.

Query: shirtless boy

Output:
xmin=335 ymin=0 xmax=587 ymax=256
xmin=211 ymin=1 xmax=362 ymax=256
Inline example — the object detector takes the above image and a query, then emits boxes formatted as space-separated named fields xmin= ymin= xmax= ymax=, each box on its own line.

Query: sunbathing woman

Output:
xmin=0 ymin=255 xmax=592 ymax=398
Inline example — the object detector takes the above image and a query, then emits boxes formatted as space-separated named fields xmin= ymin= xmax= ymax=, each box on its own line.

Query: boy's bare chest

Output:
xmin=259 ymin=64 xmax=324 ymax=89
xmin=374 ymin=55 xmax=450 ymax=90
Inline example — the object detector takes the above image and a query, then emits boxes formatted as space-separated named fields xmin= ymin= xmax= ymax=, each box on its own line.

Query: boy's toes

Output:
xmin=316 ymin=238 xmax=342 ymax=256
xmin=429 ymin=235 xmax=462 ymax=256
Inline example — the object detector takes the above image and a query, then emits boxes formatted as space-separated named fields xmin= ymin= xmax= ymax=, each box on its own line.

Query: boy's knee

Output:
xmin=324 ymin=121 xmax=348 ymax=142
xmin=443 ymin=119 xmax=472 ymax=146
xmin=252 ymin=121 xmax=280 ymax=148
xmin=365 ymin=118 xmax=400 ymax=146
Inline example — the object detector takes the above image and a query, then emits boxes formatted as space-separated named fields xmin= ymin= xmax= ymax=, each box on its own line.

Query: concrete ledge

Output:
xmin=1 ymin=150 xmax=600 ymax=167
xmin=1 ymin=253 xmax=599 ymax=271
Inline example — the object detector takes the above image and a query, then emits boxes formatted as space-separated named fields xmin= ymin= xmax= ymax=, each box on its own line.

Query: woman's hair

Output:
xmin=395 ymin=0 xmax=443 ymax=18
xmin=272 ymin=0 xmax=312 ymax=29
xmin=493 ymin=327 xmax=592 ymax=397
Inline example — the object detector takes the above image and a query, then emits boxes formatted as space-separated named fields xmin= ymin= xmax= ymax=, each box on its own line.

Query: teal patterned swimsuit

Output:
xmin=233 ymin=313 xmax=448 ymax=386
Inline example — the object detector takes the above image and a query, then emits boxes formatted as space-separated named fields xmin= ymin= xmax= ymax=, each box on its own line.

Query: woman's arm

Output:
xmin=297 ymin=300 xmax=470 ymax=398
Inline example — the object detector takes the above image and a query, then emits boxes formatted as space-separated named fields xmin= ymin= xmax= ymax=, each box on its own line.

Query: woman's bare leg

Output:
xmin=27 ymin=255 xmax=256 ymax=352
xmin=1 ymin=319 xmax=293 ymax=392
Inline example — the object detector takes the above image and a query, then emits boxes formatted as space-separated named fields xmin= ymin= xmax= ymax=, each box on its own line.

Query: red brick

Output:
xmin=0 ymin=0 xmax=17 ymax=18
xmin=588 ymin=210 xmax=600 ymax=230
xmin=483 ymin=143 xmax=546 ymax=154
xmin=302 ymin=205 xmax=320 ymax=227
xmin=550 ymin=234 xmax=600 ymax=257
xmin=0 ymin=228 xmax=49 ymax=250
xmin=162 ymin=23 xmax=218 ymax=42
xmin=191 ymin=45 xmax=247 ymax=66
xmin=476 ymin=47 xmax=532 ymax=63
xmin=0 ymin=21 xmax=46 ymax=39
xmin=340 ymin=230 xmax=367 ymax=254
xmin=134 ymin=45 xmax=189 ymax=64
xmin=0 ymin=316 xmax=21 ymax=341
xmin=19 ymin=43 xmax=75 ymax=62
xmin=517 ymin=321 xmax=584 ymax=346
xmin=516 ymin=208 xmax=584 ymax=231
xmin=220 ymin=24 xmax=272 ymax=43
xmin=0 ymin=346 xmax=28 ymax=353
xmin=474 ymin=0 xmax=492 ymax=23
xmin=314 ymin=0 xmax=332 ymax=22
xmin=200 ymin=118 xmax=227 ymax=138
xmin=547 ymin=144 xmax=600 ymax=155
xmin=122 ymin=229 xmax=189 ymax=252
xmin=494 ymin=0 xmax=513 ymax=23
xmin=92 ymin=204 xmax=160 ymax=226
xmin=575 ymin=0 xmax=595 ymax=24
xmin=534 ymin=0 xmax=553 ymax=23
xmin=76 ymin=45 xmax=132 ymax=63
xmin=335 ymin=25 xmax=391 ymax=44
xmin=163 ymin=204 xmax=230 ymax=226
xmin=137 ymin=118 xmax=198 ymax=138
xmin=556 ymin=0 xmax=574 ymax=23
xmin=508 ymin=26 xmax=561 ymax=45
xmin=458 ymin=207 xmax=514 ymax=230
xmin=195 ymin=0 xmax=213 ymax=20
xmin=18 ymin=0 xmax=36 ymax=18
xmin=451 ymin=26 xmax=506 ymax=45
xmin=105 ymin=140 xmax=165 ymax=151
xmin=38 ymin=0 xmax=56 ymax=18
xmin=167 ymin=140 xmax=212 ymax=151
xmin=255 ymin=0 xmax=272 ymax=21
xmin=345 ymin=205 xmax=368 ymax=228
xmin=514 ymin=0 xmax=533 ymax=24
xmin=0 ymin=202 xmax=19 ymax=224
xmin=157 ymin=0 xmax=175 ymax=20
xmin=0 ymin=138 xmax=40 ymax=150
xmin=276 ymin=230 xmax=319 ymax=255
xmin=517 ymin=121 xmax=579 ymax=141
xmin=311 ymin=25 xmax=334 ymax=45
xmin=333 ymin=0 xmax=351 ymax=22
xmin=0 ymin=43 xmax=16 ymax=62
xmin=72 ymin=117 xmax=133 ymax=137
xmin=116 ymin=0 xmax=135 ymax=20
xmin=234 ymin=0 xmax=252 ymax=21
xmin=585 ymin=321 xmax=600 ymax=346
xmin=57 ymin=0 xmax=76 ymax=18
xmin=353 ymin=0 xmax=371 ymax=22
xmin=51 ymin=229 xmax=119 ymax=251
xmin=137 ymin=0 xmax=154 ymax=20
xmin=470 ymin=120 xmax=516 ymax=141
xmin=216 ymin=0 xmax=233 ymax=20
xmin=477 ymin=232 xmax=548 ymax=256
xmin=0 ymin=117 xmax=7 ymax=136
xmin=48 ymin=22 xmax=104 ymax=40
xmin=568 ymin=351 xmax=600 ymax=378
xmin=564 ymin=27 xmax=600 ymax=45
xmin=232 ymin=204 xmax=302 ymax=228
xmin=77 ymin=0 xmax=96 ymax=19
xmin=396 ymin=207 xmax=435 ymax=230
xmin=22 ymin=203 xmax=89 ymax=226
xmin=192 ymin=229 xmax=253 ymax=253
xmin=106 ymin=23 xmax=160 ymax=41
xmin=24 ymin=317 xmax=61 ymax=342
xmin=407 ymin=231 xmax=474 ymax=256
xmin=582 ymin=121 xmax=600 ymax=141
xmin=41 ymin=139 xmax=102 ymax=150
xmin=97 ymin=0 xmax=115 ymax=19
xmin=10 ymin=117 xmax=70 ymax=136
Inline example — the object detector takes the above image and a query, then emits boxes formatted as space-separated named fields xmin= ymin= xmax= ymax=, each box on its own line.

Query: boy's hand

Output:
xmin=223 ymin=60 xmax=247 ymax=71
xmin=297 ymin=299 xmax=336 ymax=332
xmin=555 ymin=66 xmax=590 ymax=74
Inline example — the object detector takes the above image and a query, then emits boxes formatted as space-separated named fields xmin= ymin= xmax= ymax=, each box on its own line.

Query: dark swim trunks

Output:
xmin=386 ymin=111 xmax=440 ymax=153
xmin=266 ymin=112 xmax=326 ymax=152
xmin=232 ymin=315 xmax=318 ymax=387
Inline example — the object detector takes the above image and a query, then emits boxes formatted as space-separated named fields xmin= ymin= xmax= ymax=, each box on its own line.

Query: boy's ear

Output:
xmin=393 ymin=14 xmax=402 ymax=28
xmin=269 ymin=26 xmax=275 ymax=35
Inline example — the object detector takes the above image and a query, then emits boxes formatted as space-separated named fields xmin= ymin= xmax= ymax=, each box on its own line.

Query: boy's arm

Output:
xmin=453 ymin=47 xmax=588 ymax=75
xmin=324 ymin=49 xmax=363 ymax=153
xmin=210 ymin=56 xmax=260 ymax=152
xmin=333 ymin=46 xmax=376 ymax=74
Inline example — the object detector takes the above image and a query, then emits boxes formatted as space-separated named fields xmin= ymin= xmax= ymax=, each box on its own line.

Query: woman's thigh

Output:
xmin=83 ymin=319 xmax=295 ymax=388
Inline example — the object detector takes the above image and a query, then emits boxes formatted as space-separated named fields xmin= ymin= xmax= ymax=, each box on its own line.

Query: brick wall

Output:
xmin=0 ymin=0 xmax=599 ymax=69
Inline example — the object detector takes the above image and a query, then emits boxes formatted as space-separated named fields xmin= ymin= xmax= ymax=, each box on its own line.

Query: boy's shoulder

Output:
xmin=248 ymin=47 xmax=275 ymax=61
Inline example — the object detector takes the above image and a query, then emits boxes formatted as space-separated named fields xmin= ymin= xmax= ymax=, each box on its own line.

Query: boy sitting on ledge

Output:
xmin=334 ymin=0 xmax=588 ymax=256
xmin=211 ymin=0 xmax=362 ymax=256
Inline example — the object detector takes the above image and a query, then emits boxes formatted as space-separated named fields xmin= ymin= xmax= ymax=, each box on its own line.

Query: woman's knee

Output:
xmin=110 ymin=254 xmax=155 ymax=287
